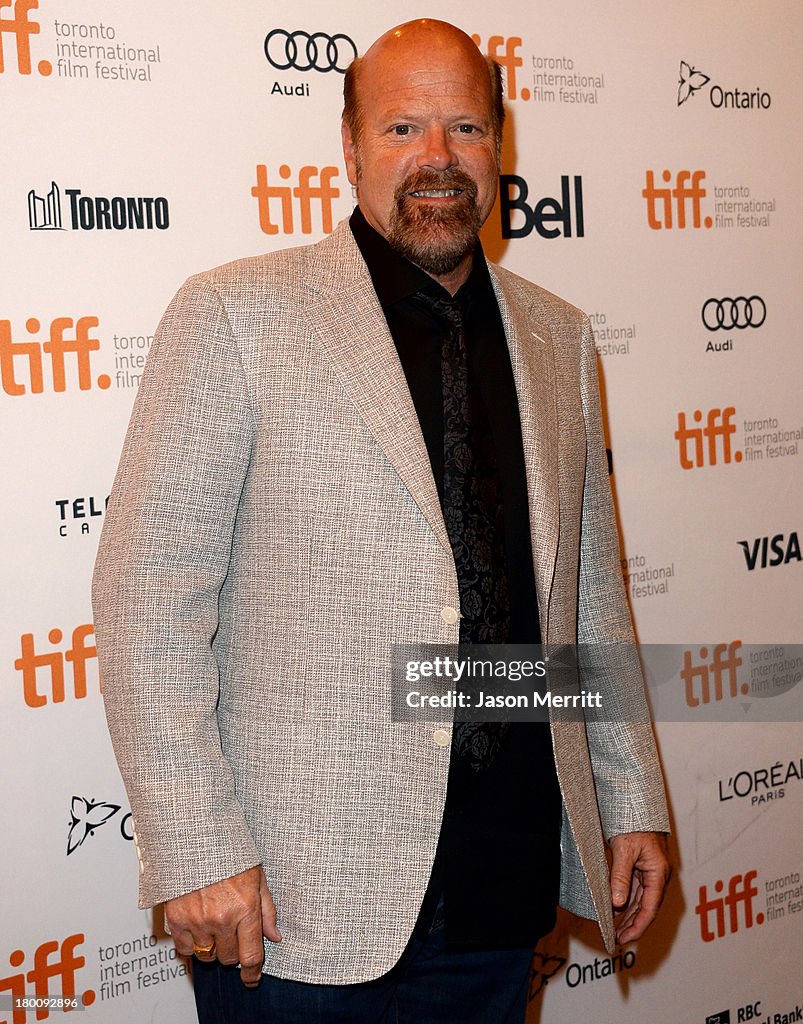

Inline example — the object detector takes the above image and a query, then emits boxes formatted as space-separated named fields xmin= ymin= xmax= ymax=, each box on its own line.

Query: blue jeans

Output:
xmin=192 ymin=899 xmax=533 ymax=1023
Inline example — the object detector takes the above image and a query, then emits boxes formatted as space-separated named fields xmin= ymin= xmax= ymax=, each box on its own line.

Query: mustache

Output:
xmin=394 ymin=168 xmax=479 ymax=204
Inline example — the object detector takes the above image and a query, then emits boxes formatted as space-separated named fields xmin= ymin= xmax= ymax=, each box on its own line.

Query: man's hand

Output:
xmin=609 ymin=831 xmax=671 ymax=945
xmin=165 ymin=865 xmax=282 ymax=988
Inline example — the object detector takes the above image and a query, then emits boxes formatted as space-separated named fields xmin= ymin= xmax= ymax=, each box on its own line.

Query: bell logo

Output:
xmin=681 ymin=641 xmax=745 ymax=707
xmin=14 ymin=624 xmax=99 ymax=708
xmin=675 ymin=407 xmax=742 ymax=468
xmin=0 ymin=0 xmax=52 ymax=77
xmin=739 ymin=532 xmax=801 ymax=570
xmin=251 ymin=164 xmax=340 ymax=235
xmin=500 ymin=175 xmax=584 ymax=239
xmin=0 ymin=934 xmax=95 ymax=1020
xmin=643 ymin=169 xmax=712 ymax=229
xmin=471 ymin=35 xmax=525 ymax=100
xmin=0 ymin=316 xmax=109 ymax=395
xmin=695 ymin=870 xmax=762 ymax=942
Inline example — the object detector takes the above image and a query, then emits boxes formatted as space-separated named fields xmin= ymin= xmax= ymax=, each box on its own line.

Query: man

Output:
xmin=93 ymin=19 xmax=670 ymax=1024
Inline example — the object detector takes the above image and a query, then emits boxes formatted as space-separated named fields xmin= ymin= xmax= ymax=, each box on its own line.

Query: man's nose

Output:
xmin=417 ymin=125 xmax=457 ymax=170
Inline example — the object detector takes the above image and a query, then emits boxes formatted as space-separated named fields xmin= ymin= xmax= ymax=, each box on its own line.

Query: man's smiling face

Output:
xmin=342 ymin=20 xmax=500 ymax=290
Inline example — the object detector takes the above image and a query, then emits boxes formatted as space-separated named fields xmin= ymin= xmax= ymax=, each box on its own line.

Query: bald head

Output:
xmin=340 ymin=19 xmax=504 ymax=292
xmin=343 ymin=20 xmax=505 ymax=147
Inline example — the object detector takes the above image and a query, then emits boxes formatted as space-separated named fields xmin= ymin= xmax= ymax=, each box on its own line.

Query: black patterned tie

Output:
xmin=416 ymin=290 xmax=510 ymax=771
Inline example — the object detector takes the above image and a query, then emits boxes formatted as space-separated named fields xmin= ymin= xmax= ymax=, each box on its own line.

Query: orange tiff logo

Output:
xmin=695 ymin=870 xmax=762 ymax=942
xmin=471 ymin=35 xmax=525 ymax=101
xmin=0 ymin=934 xmax=95 ymax=1022
xmin=681 ymin=641 xmax=745 ymax=707
xmin=0 ymin=0 xmax=52 ymax=76
xmin=643 ymin=169 xmax=712 ymax=230
xmin=14 ymin=624 xmax=99 ymax=708
xmin=0 ymin=316 xmax=110 ymax=395
xmin=251 ymin=164 xmax=340 ymax=236
xmin=675 ymin=406 xmax=742 ymax=469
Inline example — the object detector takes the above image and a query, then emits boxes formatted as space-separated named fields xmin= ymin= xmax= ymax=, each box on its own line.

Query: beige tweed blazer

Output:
xmin=92 ymin=220 xmax=669 ymax=984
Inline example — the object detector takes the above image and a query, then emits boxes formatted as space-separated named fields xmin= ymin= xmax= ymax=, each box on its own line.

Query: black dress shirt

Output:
xmin=350 ymin=206 xmax=561 ymax=949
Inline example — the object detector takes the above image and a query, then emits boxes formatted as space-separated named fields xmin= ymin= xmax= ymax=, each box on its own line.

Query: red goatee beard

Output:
xmin=387 ymin=168 xmax=482 ymax=276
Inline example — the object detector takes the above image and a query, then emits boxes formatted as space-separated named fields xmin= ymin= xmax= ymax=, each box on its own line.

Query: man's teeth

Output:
xmin=410 ymin=189 xmax=462 ymax=197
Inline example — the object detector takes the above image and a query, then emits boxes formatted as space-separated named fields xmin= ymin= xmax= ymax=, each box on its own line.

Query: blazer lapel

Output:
xmin=489 ymin=269 xmax=560 ymax=640
xmin=303 ymin=224 xmax=561 ymax=594
xmin=305 ymin=225 xmax=451 ymax=556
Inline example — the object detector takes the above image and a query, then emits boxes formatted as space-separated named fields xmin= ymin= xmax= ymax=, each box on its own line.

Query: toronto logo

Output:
xmin=28 ymin=181 xmax=63 ymax=229
xmin=28 ymin=180 xmax=170 ymax=231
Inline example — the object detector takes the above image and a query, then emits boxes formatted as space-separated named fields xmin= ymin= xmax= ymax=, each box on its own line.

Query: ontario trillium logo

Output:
xmin=528 ymin=951 xmax=567 ymax=999
xmin=67 ymin=795 xmax=120 ymax=854
xmin=677 ymin=60 xmax=710 ymax=105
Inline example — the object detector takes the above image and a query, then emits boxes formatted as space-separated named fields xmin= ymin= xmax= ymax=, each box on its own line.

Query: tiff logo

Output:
xmin=14 ymin=624 xmax=99 ymax=708
xmin=0 ymin=934 xmax=94 ymax=1021
xmin=471 ymin=35 xmax=525 ymax=101
xmin=0 ymin=316 xmax=110 ymax=395
xmin=681 ymin=641 xmax=745 ymax=707
xmin=0 ymin=0 xmax=52 ymax=76
xmin=643 ymin=169 xmax=713 ymax=229
xmin=695 ymin=870 xmax=763 ymax=942
xmin=675 ymin=406 xmax=742 ymax=469
xmin=251 ymin=164 xmax=340 ymax=235
xmin=28 ymin=181 xmax=62 ymax=230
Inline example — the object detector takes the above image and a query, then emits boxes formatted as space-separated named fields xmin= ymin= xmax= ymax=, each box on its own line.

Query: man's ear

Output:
xmin=341 ymin=120 xmax=359 ymax=187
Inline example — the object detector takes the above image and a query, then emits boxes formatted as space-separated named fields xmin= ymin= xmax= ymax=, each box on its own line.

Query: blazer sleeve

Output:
xmin=575 ymin=315 xmax=670 ymax=839
xmin=92 ymin=274 xmax=262 ymax=908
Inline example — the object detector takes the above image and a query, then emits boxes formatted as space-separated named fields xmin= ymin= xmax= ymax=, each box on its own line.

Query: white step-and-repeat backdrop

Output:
xmin=2 ymin=1 xmax=800 ymax=1022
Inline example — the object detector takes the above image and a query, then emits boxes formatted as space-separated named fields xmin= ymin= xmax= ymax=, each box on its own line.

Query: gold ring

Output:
xmin=193 ymin=941 xmax=216 ymax=956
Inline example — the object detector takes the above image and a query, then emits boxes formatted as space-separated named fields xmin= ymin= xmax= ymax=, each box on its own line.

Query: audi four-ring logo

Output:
xmin=264 ymin=29 xmax=357 ymax=73
xmin=701 ymin=296 xmax=766 ymax=331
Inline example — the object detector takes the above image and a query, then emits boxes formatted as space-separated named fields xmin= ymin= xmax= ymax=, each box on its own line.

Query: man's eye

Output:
xmin=392 ymin=125 xmax=411 ymax=136
xmin=456 ymin=124 xmax=477 ymax=134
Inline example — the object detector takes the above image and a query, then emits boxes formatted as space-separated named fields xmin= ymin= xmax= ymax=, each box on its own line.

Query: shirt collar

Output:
xmin=349 ymin=205 xmax=495 ymax=312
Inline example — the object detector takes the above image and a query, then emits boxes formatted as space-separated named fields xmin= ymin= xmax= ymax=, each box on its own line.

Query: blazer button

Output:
xmin=433 ymin=728 xmax=451 ymax=747
xmin=441 ymin=606 xmax=459 ymax=624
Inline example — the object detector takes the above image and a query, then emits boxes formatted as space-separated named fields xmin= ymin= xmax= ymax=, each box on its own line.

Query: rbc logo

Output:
xmin=251 ymin=163 xmax=340 ymax=235
xmin=500 ymin=175 xmax=584 ymax=239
